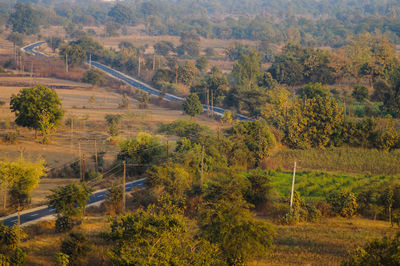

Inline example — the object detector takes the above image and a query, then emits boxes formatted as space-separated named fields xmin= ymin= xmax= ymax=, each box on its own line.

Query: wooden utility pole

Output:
xmin=153 ymin=54 xmax=156 ymax=70
xmin=206 ymin=89 xmax=210 ymax=116
xmin=200 ymin=145 xmax=205 ymax=187
xmin=82 ymin=154 xmax=86 ymax=182
xmin=89 ymin=53 xmax=92 ymax=68
xmin=70 ymin=118 xmax=74 ymax=151
xmin=17 ymin=202 xmax=21 ymax=247
xmin=289 ymin=161 xmax=297 ymax=212
xmin=166 ymin=140 xmax=169 ymax=177
xmin=138 ymin=57 xmax=141 ymax=76
xmin=211 ymin=90 xmax=214 ymax=117
xmin=122 ymin=161 xmax=126 ymax=213
xmin=94 ymin=138 xmax=98 ymax=172
xmin=78 ymin=141 xmax=82 ymax=181
xmin=30 ymin=61 xmax=33 ymax=78
xmin=65 ymin=52 xmax=69 ymax=73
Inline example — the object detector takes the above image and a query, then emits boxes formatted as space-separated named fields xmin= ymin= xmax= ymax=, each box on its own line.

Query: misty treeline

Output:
xmin=3 ymin=0 xmax=400 ymax=47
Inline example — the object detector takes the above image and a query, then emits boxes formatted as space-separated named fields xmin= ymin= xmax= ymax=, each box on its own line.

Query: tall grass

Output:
xmin=264 ymin=147 xmax=400 ymax=175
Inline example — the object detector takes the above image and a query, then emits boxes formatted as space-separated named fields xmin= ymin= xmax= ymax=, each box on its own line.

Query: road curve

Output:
xmin=22 ymin=41 xmax=251 ymax=121
xmin=0 ymin=179 xmax=147 ymax=227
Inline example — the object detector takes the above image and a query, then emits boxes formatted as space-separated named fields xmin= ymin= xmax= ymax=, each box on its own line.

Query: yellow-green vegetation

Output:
xmin=267 ymin=147 xmax=400 ymax=175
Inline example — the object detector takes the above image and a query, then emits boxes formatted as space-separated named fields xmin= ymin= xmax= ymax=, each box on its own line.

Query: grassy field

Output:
xmin=269 ymin=170 xmax=399 ymax=200
xmin=265 ymin=147 xmax=400 ymax=176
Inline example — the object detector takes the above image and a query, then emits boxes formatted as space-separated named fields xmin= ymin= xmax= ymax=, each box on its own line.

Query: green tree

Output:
xmin=6 ymin=33 xmax=24 ymax=46
xmin=298 ymin=83 xmax=329 ymax=99
xmin=227 ymin=121 xmax=276 ymax=166
xmin=54 ymin=253 xmax=69 ymax=266
xmin=352 ymin=85 xmax=369 ymax=102
xmin=231 ymin=51 xmax=262 ymax=88
xmin=117 ymin=132 xmax=165 ymax=175
xmin=7 ymin=159 xmax=46 ymax=211
xmin=199 ymin=198 xmax=275 ymax=264
xmin=105 ymin=114 xmax=122 ymax=137
xmin=7 ymin=3 xmax=40 ymax=35
xmin=81 ymin=69 xmax=106 ymax=86
xmin=47 ymin=184 xmax=93 ymax=232
xmin=195 ymin=56 xmax=209 ymax=72
xmin=46 ymin=37 xmax=63 ymax=52
xmin=0 ymin=222 xmax=18 ymax=254
xmin=10 ymin=85 xmax=64 ymax=140
xmin=154 ymin=41 xmax=174 ymax=56
xmin=326 ymin=191 xmax=358 ymax=218
xmin=107 ymin=205 xmax=223 ymax=265
xmin=105 ymin=184 xmax=123 ymax=216
xmin=284 ymin=96 xmax=344 ymax=149
xmin=244 ymin=169 xmax=272 ymax=208
xmin=59 ymin=44 xmax=86 ymax=66
xmin=178 ymin=31 xmax=200 ymax=57
xmin=182 ymin=93 xmax=203 ymax=118
xmin=108 ymin=3 xmax=134 ymax=25
xmin=61 ymin=232 xmax=90 ymax=265
xmin=105 ymin=22 xmax=120 ymax=37
xmin=177 ymin=62 xmax=198 ymax=86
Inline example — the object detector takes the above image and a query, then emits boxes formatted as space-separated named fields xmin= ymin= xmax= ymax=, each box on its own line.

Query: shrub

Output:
xmin=61 ymin=232 xmax=90 ymax=265
xmin=326 ymin=191 xmax=358 ymax=217
xmin=85 ymin=170 xmax=102 ymax=181
xmin=352 ymin=85 xmax=369 ymax=101
xmin=2 ymin=132 xmax=18 ymax=144
xmin=342 ymin=232 xmax=400 ymax=265
xmin=55 ymin=216 xmax=74 ymax=233
xmin=54 ymin=252 xmax=69 ymax=266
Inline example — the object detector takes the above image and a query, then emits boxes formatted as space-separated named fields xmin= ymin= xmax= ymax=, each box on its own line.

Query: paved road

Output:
xmin=22 ymin=42 xmax=250 ymax=121
xmin=1 ymin=179 xmax=146 ymax=226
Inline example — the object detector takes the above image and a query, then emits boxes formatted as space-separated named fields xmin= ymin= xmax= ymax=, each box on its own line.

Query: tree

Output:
xmin=117 ymin=132 xmax=165 ymax=175
xmin=10 ymin=85 xmax=64 ymax=140
xmin=177 ymin=62 xmax=197 ymax=86
xmin=373 ymin=68 xmax=400 ymax=117
xmin=199 ymin=198 xmax=275 ymax=264
xmin=81 ymin=69 xmax=106 ymax=86
xmin=178 ymin=31 xmax=200 ymax=57
xmin=284 ymin=96 xmax=344 ymax=149
xmin=46 ymin=37 xmax=63 ymax=52
xmin=108 ymin=3 xmax=134 ymax=25
xmin=352 ymin=85 xmax=369 ymax=102
xmin=154 ymin=41 xmax=174 ymax=56
xmin=107 ymin=205 xmax=223 ymax=265
xmin=326 ymin=191 xmax=358 ymax=218
xmin=244 ymin=169 xmax=272 ymax=208
xmin=182 ymin=93 xmax=203 ymax=118
xmin=105 ymin=114 xmax=122 ymax=137
xmin=227 ymin=121 xmax=276 ymax=166
xmin=61 ymin=232 xmax=90 ymax=265
xmin=105 ymin=22 xmax=120 ymax=37
xmin=298 ymin=83 xmax=329 ymax=99
xmin=231 ymin=51 xmax=262 ymax=88
xmin=7 ymin=33 xmax=24 ymax=46
xmin=7 ymin=3 xmax=40 ymax=35
xmin=0 ymin=158 xmax=46 ymax=211
xmin=195 ymin=56 xmax=208 ymax=72
xmin=59 ymin=44 xmax=86 ymax=66
xmin=105 ymin=184 xmax=123 ymax=216
xmin=47 ymin=184 xmax=93 ymax=232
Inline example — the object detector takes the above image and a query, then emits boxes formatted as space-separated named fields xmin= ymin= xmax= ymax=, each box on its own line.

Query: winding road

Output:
xmin=22 ymin=41 xmax=250 ymax=121
xmin=0 ymin=179 xmax=146 ymax=226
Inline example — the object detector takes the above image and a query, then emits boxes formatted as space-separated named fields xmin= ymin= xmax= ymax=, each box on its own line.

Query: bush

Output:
xmin=2 ymin=132 xmax=18 ymax=144
xmin=55 ymin=216 xmax=74 ymax=233
xmin=61 ymin=232 xmax=90 ymax=265
xmin=342 ymin=232 xmax=400 ymax=265
xmin=85 ymin=170 xmax=103 ymax=181
xmin=326 ymin=191 xmax=358 ymax=217
xmin=352 ymin=85 xmax=369 ymax=101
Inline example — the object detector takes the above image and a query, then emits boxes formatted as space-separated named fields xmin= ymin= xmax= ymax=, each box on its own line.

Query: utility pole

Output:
xmin=211 ymin=89 xmax=214 ymax=117
xmin=82 ymin=154 xmax=86 ymax=182
xmin=30 ymin=61 xmax=33 ymax=78
xmin=65 ymin=52 xmax=68 ymax=73
xmin=166 ymin=140 xmax=169 ymax=177
xmin=122 ymin=161 xmax=126 ymax=213
xmin=78 ymin=141 xmax=82 ymax=181
xmin=206 ymin=89 xmax=210 ymax=116
xmin=89 ymin=53 xmax=92 ymax=68
xmin=153 ymin=54 xmax=156 ymax=70
xmin=17 ymin=202 xmax=20 ymax=247
xmin=94 ymin=138 xmax=98 ymax=172
xmin=70 ymin=118 xmax=74 ymax=151
xmin=138 ymin=57 xmax=141 ymax=76
xmin=200 ymin=145 xmax=205 ymax=187
xmin=289 ymin=161 xmax=297 ymax=212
